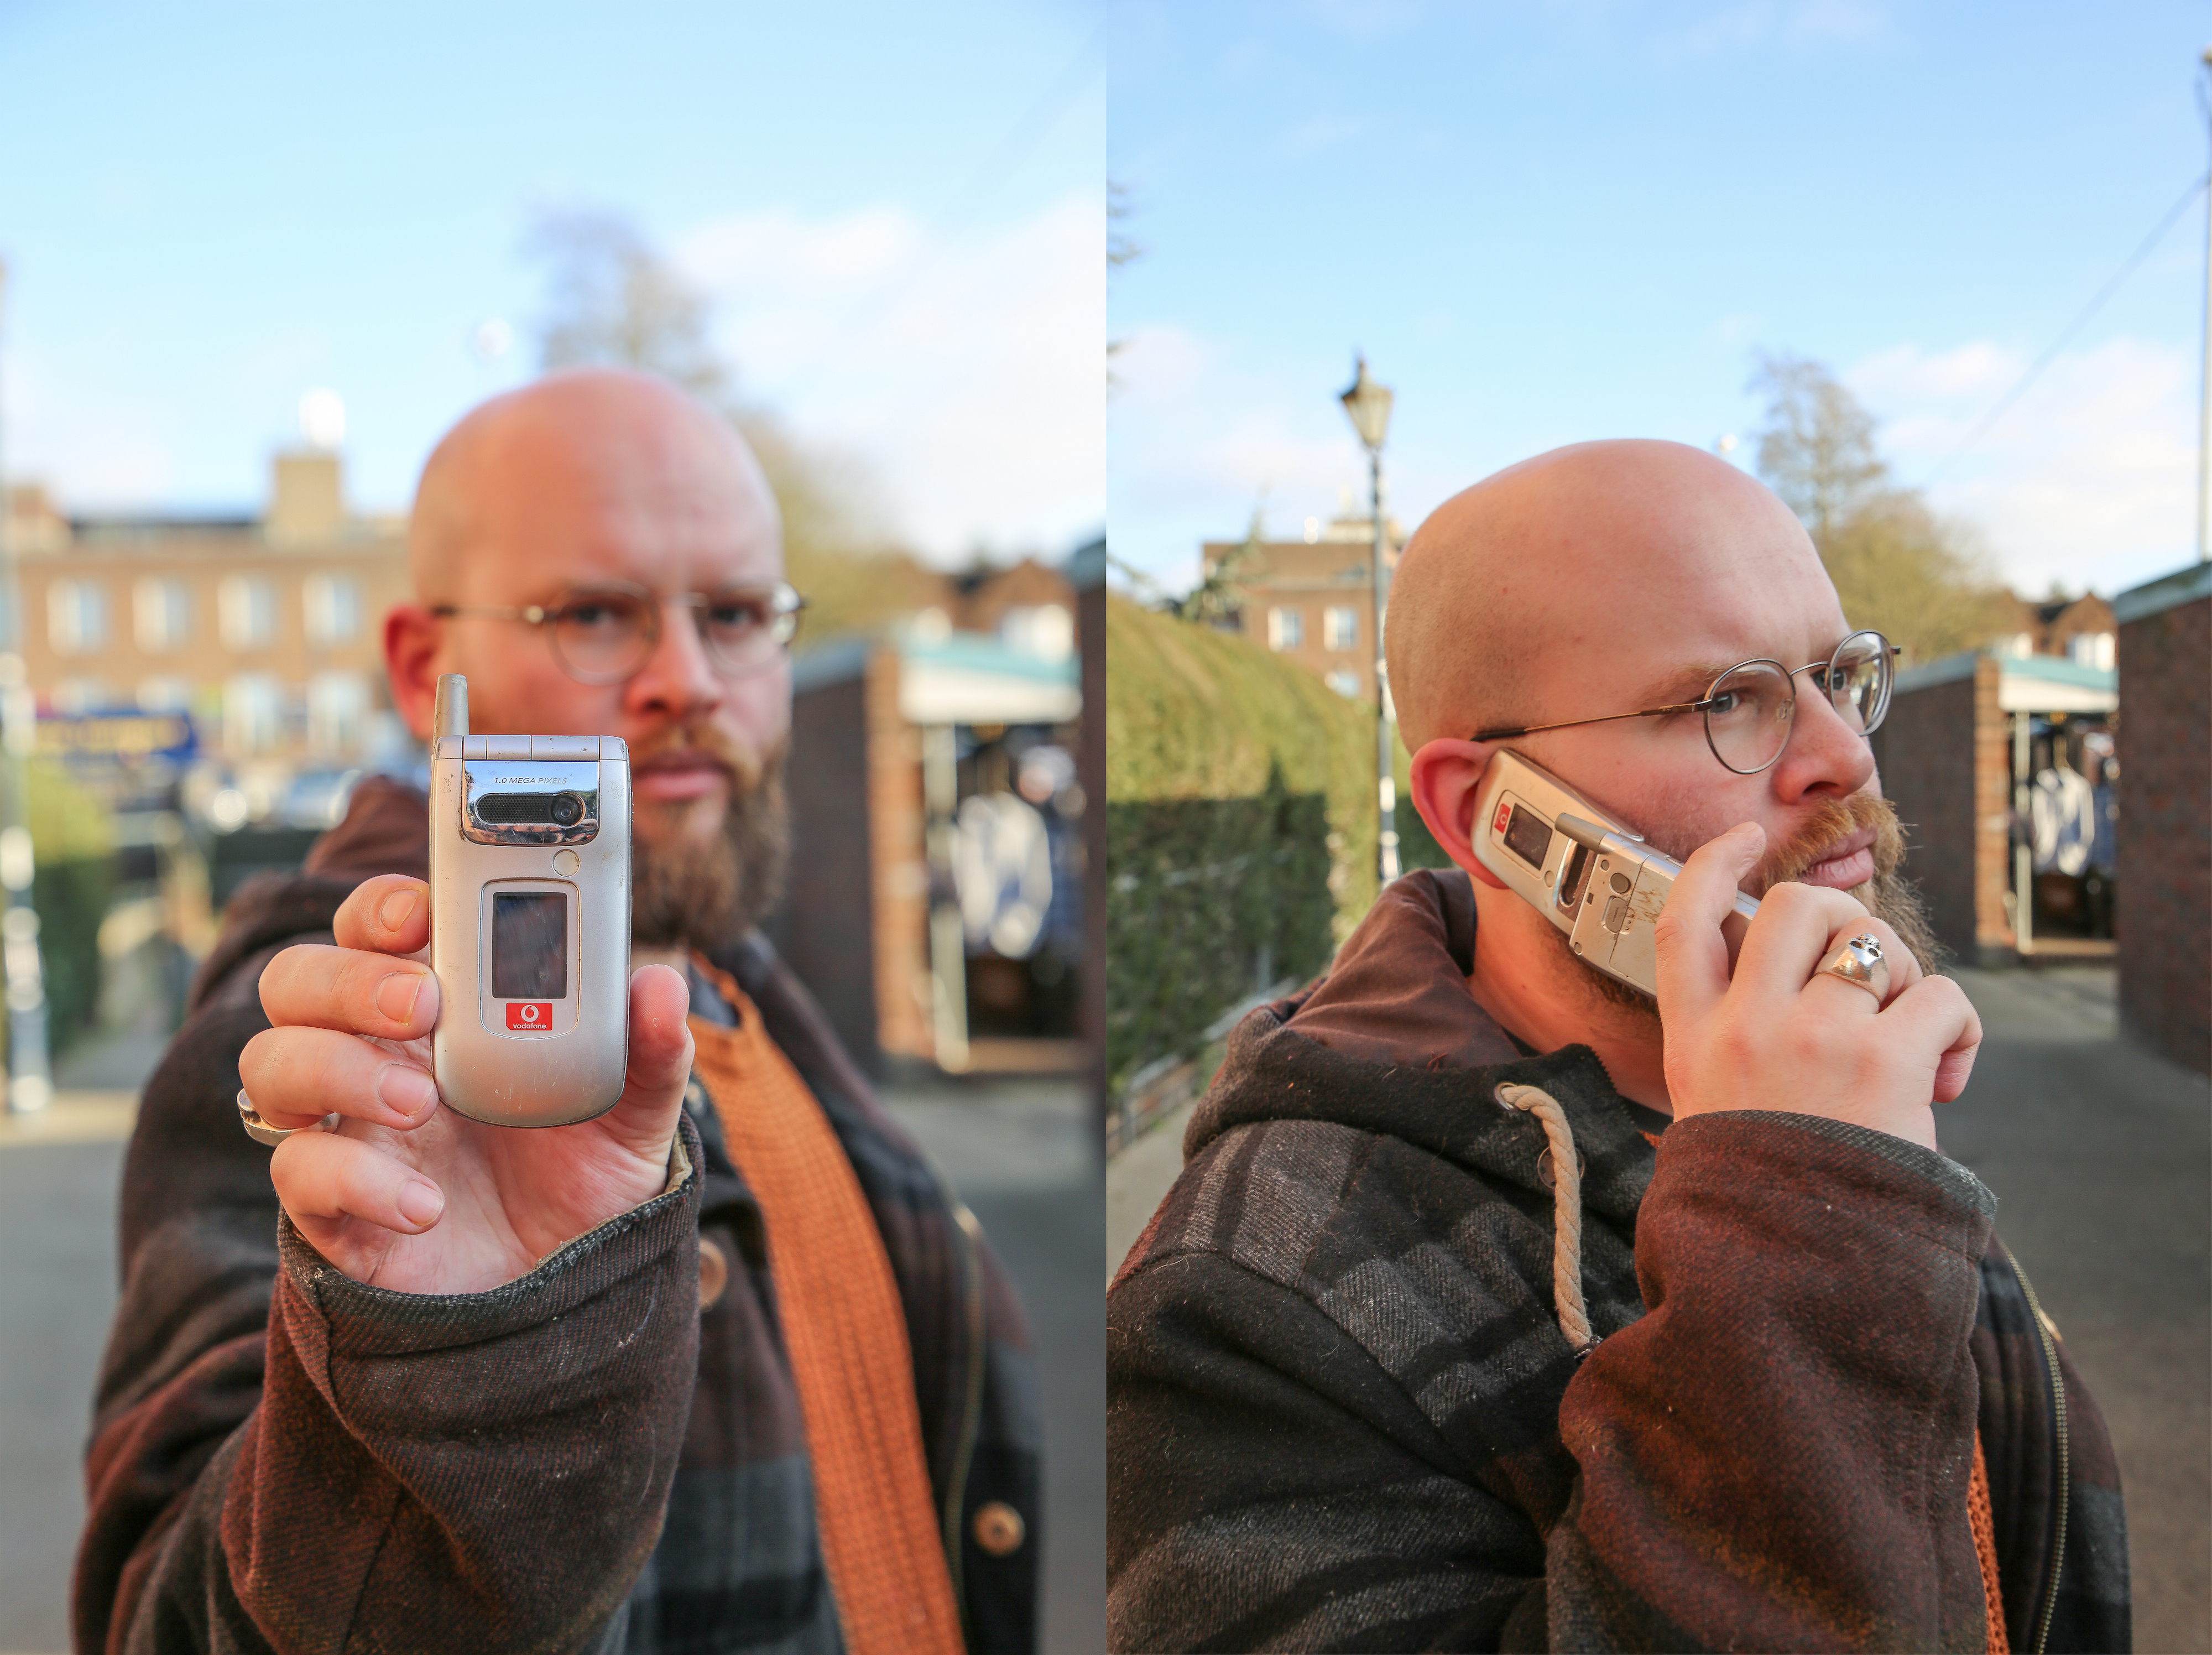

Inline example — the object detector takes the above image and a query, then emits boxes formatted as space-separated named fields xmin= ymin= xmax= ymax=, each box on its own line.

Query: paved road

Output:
xmin=1104 ymin=964 xmax=2210 ymax=1651
xmin=0 ymin=1073 xmax=1102 ymax=1655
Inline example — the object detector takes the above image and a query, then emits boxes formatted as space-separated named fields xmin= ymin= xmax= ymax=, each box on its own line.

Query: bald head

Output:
xmin=409 ymin=368 xmax=780 ymax=607
xmin=1386 ymin=440 xmax=1837 ymax=752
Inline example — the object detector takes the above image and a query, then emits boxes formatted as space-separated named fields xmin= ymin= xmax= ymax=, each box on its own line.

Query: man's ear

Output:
xmin=384 ymin=604 xmax=444 ymax=741
xmin=1408 ymin=738 xmax=1509 ymax=889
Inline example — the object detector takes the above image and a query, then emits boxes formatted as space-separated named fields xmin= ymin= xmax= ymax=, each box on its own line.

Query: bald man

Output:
xmin=78 ymin=371 xmax=1039 ymax=1655
xmin=1108 ymin=442 xmax=2127 ymax=1652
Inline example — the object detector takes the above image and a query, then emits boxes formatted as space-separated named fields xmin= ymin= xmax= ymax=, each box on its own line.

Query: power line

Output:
xmin=1926 ymin=170 xmax=2209 ymax=483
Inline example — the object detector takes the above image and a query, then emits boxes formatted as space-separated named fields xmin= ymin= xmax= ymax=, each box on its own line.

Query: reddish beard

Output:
xmin=629 ymin=730 xmax=791 ymax=951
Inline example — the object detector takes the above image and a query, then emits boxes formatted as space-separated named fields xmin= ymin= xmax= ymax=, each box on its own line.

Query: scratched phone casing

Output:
xmin=429 ymin=733 xmax=630 ymax=1126
xmin=1472 ymin=749 xmax=1758 ymax=996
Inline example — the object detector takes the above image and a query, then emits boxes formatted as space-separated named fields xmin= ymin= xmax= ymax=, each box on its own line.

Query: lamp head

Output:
xmin=1340 ymin=354 xmax=1394 ymax=452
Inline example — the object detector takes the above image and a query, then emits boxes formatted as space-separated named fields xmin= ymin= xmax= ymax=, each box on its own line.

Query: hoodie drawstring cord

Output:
xmin=1495 ymin=1082 xmax=1598 ymax=1357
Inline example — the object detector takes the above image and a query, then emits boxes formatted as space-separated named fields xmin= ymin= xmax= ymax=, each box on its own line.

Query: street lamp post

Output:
xmin=2199 ymin=46 xmax=2212 ymax=561
xmin=0 ymin=258 xmax=53 ymax=1115
xmin=1339 ymin=355 xmax=1399 ymax=885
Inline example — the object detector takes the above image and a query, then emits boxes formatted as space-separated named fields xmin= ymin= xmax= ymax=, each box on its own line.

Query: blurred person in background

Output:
xmin=74 ymin=369 xmax=1037 ymax=1654
xmin=1107 ymin=440 xmax=2126 ymax=1653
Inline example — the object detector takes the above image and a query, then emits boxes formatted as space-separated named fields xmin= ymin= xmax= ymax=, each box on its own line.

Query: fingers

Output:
xmin=1881 ymin=973 xmax=1985 ymax=1103
xmin=594 ymin=964 xmax=695 ymax=1162
xmin=260 ymin=943 xmax=440 ymax=1041
xmin=270 ymin=1127 xmax=445 ymax=1236
xmin=1730 ymin=881 xmax=1878 ymax=1010
xmin=1799 ymin=912 xmax=1924 ymax=1012
xmin=239 ymin=1026 xmax=440 ymax=1132
xmin=333 ymin=876 xmax=432 ymax=956
xmin=1652 ymin=823 xmax=1765 ymax=1029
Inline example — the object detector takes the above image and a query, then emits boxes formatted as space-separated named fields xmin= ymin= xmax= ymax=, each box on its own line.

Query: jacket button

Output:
xmin=972 ymin=1501 xmax=1025 ymax=1556
xmin=698 ymin=1236 xmax=728 ymax=1311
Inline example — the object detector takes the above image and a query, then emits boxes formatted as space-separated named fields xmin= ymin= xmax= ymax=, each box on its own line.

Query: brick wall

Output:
xmin=865 ymin=648 xmax=932 ymax=1065
xmin=1872 ymin=655 xmax=2012 ymax=964
xmin=774 ymin=665 xmax=881 ymax=1071
xmin=2116 ymin=578 xmax=2210 ymax=1074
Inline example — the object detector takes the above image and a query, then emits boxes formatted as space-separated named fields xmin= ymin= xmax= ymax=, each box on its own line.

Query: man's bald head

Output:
xmin=1386 ymin=440 xmax=1834 ymax=753
xmin=409 ymin=368 xmax=780 ymax=606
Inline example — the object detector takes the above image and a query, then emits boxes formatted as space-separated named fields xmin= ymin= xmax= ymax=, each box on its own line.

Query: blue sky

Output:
xmin=1110 ymin=1 xmax=2212 ymax=600
xmin=0 ymin=0 xmax=1103 ymax=564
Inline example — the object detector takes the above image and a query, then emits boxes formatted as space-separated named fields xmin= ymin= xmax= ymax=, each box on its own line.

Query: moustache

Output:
xmin=1757 ymin=792 xmax=1905 ymax=893
xmin=628 ymin=723 xmax=764 ymax=794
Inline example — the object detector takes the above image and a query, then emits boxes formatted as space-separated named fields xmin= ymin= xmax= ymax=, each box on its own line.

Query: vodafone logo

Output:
xmin=1493 ymin=803 xmax=1512 ymax=836
xmin=507 ymin=1002 xmax=554 ymax=1031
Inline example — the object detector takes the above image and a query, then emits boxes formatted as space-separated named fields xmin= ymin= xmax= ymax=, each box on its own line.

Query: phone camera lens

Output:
xmin=550 ymin=793 xmax=585 ymax=827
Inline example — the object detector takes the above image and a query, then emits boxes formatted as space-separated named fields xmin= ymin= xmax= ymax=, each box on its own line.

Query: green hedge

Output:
xmin=1106 ymin=595 xmax=1455 ymax=1092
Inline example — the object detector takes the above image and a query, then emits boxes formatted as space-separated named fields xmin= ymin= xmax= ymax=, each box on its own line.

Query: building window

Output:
xmin=303 ymin=574 xmax=363 ymax=646
xmin=1324 ymin=606 xmax=1359 ymax=651
xmin=307 ymin=671 xmax=369 ymax=756
xmin=2002 ymin=632 xmax=2035 ymax=659
xmin=998 ymin=603 xmax=1074 ymax=661
xmin=48 ymin=580 xmax=107 ymax=654
xmin=1267 ymin=607 xmax=1303 ymax=650
xmin=2068 ymin=632 xmax=2115 ymax=671
xmin=223 ymin=674 xmax=284 ymax=756
xmin=219 ymin=576 xmax=278 ymax=650
xmin=52 ymin=678 xmax=109 ymax=715
xmin=137 ymin=676 xmax=193 ymax=714
xmin=133 ymin=577 xmax=191 ymax=651
xmin=1325 ymin=669 xmax=1362 ymax=698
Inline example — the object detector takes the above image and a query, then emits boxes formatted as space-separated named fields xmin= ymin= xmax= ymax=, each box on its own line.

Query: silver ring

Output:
xmin=1814 ymin=933 xmax=1890 ymax=1004
xmin=238 ymin=1088 xmax=340 ymax=1147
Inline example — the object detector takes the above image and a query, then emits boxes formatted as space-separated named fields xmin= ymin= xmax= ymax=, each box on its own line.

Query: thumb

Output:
xmin=599 ymin=963 xmax=694 ymax=1158
xmin=1652 ymin=822 xmax=1764 ymax=1030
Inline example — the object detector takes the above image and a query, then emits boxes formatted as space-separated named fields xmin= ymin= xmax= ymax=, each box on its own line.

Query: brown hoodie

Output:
xmin=1108 ymin=867 xmax=2128 ymax=1653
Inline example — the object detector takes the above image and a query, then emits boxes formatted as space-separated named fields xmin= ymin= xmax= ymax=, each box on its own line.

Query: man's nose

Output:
xmin=624 ymin=598 xmax=727 ymax=720
xmin=1769 ymin=678 xmax=1876 ymax=800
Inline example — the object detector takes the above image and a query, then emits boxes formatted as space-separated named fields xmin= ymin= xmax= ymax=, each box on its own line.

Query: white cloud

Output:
xmin=1108 ymin=324 xmax=1384 ymax=591
xmin=675 ymin=192 xmax=1103 ymax=566
xmin=1845 ymin=336 xmax=2198 ymax=598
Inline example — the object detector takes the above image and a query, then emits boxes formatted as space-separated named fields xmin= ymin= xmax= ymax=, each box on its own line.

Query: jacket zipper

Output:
xmin=936 ymin=1180 xmax=989 ymax=1638
xmin=2011 ymin=1254 xmax=2069 ymax=1655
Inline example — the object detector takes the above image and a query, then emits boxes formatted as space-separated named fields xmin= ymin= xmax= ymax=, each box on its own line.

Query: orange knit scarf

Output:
xmin=686 ymin=960 xmax=964 ymax=1655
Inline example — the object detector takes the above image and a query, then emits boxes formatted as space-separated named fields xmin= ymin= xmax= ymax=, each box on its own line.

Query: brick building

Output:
xmin=1872 ymin=650 xmax=2117 ymax=966
xmin=1197 ymin=509 xmax=1404 ymax=702
xmin=4 ymin=452 xmax=409 ymax=774
xmin=1992 ymin=590 xmax=2118 ymax=669
xmin=2113 ymin=561 xmax=2210 ymax=1074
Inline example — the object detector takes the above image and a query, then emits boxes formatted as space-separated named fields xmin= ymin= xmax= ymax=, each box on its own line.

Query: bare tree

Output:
xmin=1750 ymin=353 xmax=2008 ymax=665
xmin=1750 ymin=353 xmax=1888 ymax=545
xmin=523 ymin=210 xmax=945 ymax=642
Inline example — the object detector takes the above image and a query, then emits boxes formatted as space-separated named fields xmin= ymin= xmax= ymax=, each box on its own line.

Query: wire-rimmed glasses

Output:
xmin=1470 ymin=629 xmax=1897 ymax=776
xmin=431 ymin=580 xmax=806 ymax=685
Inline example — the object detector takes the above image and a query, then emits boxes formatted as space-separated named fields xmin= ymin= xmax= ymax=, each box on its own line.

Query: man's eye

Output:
xmin=1707 ymin=691 xmax=1740 ymax=715
xmin=707 ymin=600 xmax=765 ymax=631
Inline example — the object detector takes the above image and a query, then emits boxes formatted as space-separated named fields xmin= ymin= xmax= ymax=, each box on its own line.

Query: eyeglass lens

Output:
xmin=1702 ymin=660 xmax=1798 ymax=774
xmin=1702 ymin=631 xmax=1892 ymax=775
xmin=547 ymin=588 xmax=799 ymax=684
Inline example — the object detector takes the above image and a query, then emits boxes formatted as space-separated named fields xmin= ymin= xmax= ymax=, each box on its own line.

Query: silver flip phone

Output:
xmin=1470 ymin=750 xmax=1759 ymax=997
xmin=427 ymin=674 xmax=632 ymax=1127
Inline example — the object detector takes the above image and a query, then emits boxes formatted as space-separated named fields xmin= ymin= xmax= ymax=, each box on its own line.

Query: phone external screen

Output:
xmin=492 ymin=892 xmax=568 ymax=1000
xmin=1503 ymin=803 xmax=1554 ymax=869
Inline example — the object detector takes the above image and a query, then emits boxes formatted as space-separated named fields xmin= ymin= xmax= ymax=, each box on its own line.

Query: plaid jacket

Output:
xmin=1107 ymin=868 xmax=2128 ymax=1653
xmin=74 ymin=778 xmax=1039 ymax=1654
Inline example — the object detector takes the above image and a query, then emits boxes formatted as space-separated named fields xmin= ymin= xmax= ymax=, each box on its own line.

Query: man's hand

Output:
xmin=239 ymin=873 xmax=694 ymax=1293
xmin=1653 ymin=823 xmax=1981 ymax=1151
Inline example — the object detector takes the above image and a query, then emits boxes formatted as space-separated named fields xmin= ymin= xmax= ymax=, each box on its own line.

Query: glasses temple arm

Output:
xmin=1469 ymin=703 xmax=1708 ymax=743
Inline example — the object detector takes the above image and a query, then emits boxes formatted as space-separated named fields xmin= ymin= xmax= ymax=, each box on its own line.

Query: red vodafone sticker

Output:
xmin=1493 ymin=802 xmax=1512 ymax=836
xmin=506 ymin=1001 xmax=553 ymax=1031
